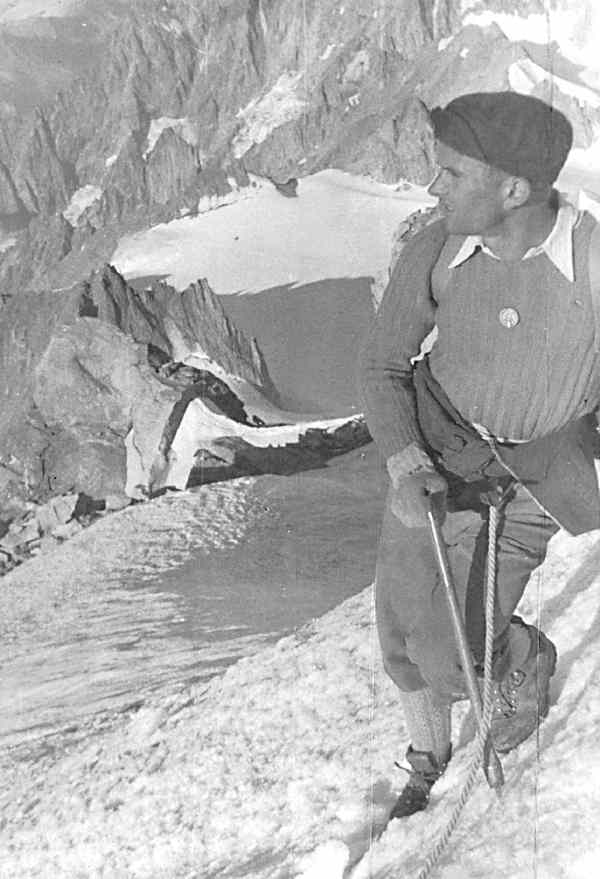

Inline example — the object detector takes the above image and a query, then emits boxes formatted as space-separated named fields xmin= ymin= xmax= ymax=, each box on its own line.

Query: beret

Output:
xmin=430 ymin=91 xmax=573 ymax=188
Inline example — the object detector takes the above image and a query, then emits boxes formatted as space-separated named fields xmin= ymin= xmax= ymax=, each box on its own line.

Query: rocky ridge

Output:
xmin=2 ymin=0 xmax=598 ymax=301
xmin=0 ymin=0 xmax=457 ymax=296
xmin=0 ymin=266 xmax=274 ymax=518
xmin=0 ymin=259 xmax=372 ymax=570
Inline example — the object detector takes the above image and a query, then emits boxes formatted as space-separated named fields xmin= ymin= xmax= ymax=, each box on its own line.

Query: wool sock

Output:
xmin=399 ymin=687 xmax=452 ymax=765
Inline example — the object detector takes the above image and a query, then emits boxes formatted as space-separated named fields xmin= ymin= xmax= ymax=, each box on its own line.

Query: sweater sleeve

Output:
xmin=357 ymin=220 xmax=447 ymax=461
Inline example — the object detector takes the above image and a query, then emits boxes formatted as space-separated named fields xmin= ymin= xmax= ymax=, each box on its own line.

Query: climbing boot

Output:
xmin=489 ymin=618 xmax=557 ymax=754
xmin=389 ymin=745 xmax=451 ymax=820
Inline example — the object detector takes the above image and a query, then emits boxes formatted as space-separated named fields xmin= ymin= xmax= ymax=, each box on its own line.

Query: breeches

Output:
xmin=375 ymin=483 xmax=558 ymax=698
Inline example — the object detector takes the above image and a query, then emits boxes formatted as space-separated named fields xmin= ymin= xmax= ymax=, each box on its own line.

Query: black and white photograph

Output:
xmin=1 ymin=1 xmax=600 ymax=877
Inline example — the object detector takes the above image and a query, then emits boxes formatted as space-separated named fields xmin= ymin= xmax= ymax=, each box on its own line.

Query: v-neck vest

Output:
xmin=428 ymin=212 xmax=600 ymax=442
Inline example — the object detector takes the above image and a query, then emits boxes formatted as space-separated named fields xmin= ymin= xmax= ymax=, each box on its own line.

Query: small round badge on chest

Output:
xmin=498 ymin=307 xmax=520 ymax=328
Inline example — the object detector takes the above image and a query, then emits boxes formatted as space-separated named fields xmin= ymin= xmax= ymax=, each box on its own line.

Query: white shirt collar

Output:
xmin=447 ymin=198 xmax=580 ymax=282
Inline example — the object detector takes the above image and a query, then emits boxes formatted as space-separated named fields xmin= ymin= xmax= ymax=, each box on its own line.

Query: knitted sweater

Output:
xmin=358 ymin=211 xmax=600 ymax=462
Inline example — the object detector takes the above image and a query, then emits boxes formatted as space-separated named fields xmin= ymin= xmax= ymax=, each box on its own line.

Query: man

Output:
xmin=358 ymin=91 xmax=600 ymax=819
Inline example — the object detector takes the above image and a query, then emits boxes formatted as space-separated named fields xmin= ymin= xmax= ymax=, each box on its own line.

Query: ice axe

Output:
xmin=425 ymin=495 xmax=505 ymax=790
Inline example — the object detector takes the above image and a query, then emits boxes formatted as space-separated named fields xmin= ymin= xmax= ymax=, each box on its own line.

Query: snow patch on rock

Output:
xmin=0 ymin=234 xmax=16 ymax=253
xmin=62 ymin=184 xmax=103 ymax=225
xmin=233 ymin=71 xmax=308 ymax=159
xmin=343 ymin=50 xmax=370 ymax=84
xmin=160 ymin=18 xmax=183 ymax=36
xmin=143 ymin=117 xmax=202 ymax=160
xmin=438 ymin=35 xmax=454 ymax=52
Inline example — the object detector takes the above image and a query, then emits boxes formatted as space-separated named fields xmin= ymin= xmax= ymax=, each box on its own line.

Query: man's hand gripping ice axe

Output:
xmin=425 ymin=490 xmax=504 ymax=791
xmin=386 ymin=445 xmax=504 ymax=789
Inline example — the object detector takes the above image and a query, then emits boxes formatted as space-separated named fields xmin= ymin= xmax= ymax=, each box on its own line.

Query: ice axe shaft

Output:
xmin=425 ymin=500 xmax=504 ymax=790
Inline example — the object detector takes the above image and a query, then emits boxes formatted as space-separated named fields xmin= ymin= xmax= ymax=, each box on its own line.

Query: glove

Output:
xmin=387 ymin=444 xmax=448 ymax=528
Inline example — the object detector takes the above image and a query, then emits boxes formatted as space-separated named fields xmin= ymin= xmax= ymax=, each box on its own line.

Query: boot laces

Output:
xmin=492 ymin=668 xmax=526 ymax=718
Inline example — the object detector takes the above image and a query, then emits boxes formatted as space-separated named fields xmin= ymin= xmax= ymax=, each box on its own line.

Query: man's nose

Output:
xmin=428 ymin=172 xmax=443 ymax=198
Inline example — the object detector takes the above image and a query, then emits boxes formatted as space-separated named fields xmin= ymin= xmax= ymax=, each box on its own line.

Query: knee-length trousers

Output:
xmin=375 ymin=482 xmax=558 ymax=698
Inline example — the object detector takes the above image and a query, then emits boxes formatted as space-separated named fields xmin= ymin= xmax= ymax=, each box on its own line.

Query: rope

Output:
xmin=413 ymin=504 xmax=500 ymax=879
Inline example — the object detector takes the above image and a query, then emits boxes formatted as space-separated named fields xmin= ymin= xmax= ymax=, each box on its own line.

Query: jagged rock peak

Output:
xmin=3 ymin=0 xmax=598 ymax=306
xmin=85 ymin=265 xmax=277 ymax=395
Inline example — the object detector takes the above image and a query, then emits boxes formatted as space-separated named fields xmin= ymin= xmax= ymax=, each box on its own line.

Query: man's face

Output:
xmin=428 ymin=142 xmax=506 ymax=235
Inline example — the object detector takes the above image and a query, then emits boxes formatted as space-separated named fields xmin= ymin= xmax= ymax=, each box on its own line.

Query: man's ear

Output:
xmin=501 ymin=176 xmax=531 ymax=209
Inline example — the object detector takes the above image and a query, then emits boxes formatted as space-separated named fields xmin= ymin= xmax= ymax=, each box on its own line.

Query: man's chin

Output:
xmin=443 ymin=214 xmax=477 ymax=236
xmin=441 ymin=213 xmax=459 ymax=234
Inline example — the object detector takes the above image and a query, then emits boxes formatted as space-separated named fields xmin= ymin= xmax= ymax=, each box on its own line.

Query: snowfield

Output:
xmin=0 ymin=444 xmax=389 ymax=748
xmin=111 ymin=171 xmax=436 ymax=295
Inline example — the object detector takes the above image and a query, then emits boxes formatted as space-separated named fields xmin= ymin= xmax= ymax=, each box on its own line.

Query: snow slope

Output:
xmin=0 ymin=445 xmax=388 ymax=748
xmin=2 ymin=513 xmax=600 ymax=878
xmin=0 ymin=479 xmax=268 ymax=746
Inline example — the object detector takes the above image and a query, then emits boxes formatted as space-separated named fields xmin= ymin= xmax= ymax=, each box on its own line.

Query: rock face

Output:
xmin=144 ymin=127 xmax=202 ymax=206
xmin=0 ymin=158 xmax=28 ymax=221
xmin=13 ymin=108 xmax=75 ymax=216
xmin=0 ymin=213 xmax=73 ymax=301
xmin=88 ymin=266 xmax=274 ymax=393
xmin=0 ymin=490 xmax=132 ymax=576
xmin=156 ymin=362 xmax=254 ymax=426
xmin=34 ymin=317 xmax=182 ymax=499
xmin=186 ymin=418 xmax=372 ymax=488
xmin=0 ymin=1 xmax=453 ymax=297
xmin=0 ymin=265 xmax=277 ymax=518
